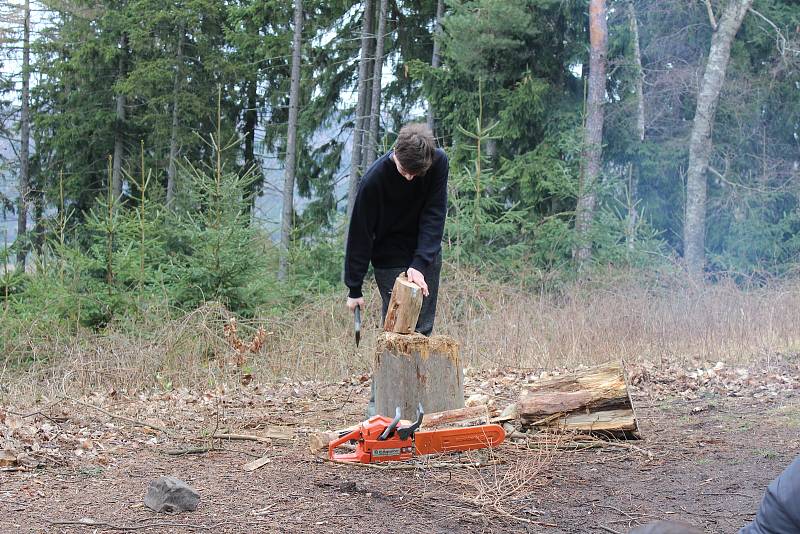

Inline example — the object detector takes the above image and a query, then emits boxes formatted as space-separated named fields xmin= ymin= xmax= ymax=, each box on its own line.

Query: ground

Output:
xmin=2 ymin=356 xmax=799 ymax=534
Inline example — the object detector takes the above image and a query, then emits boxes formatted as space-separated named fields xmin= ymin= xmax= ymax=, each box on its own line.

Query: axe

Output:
xmin=353 ymin=305 xmax=361 ymax=347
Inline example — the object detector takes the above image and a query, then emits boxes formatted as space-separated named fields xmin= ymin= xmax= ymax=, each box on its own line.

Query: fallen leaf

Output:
xmin=0 ymin=449 xmax=18 ymax=467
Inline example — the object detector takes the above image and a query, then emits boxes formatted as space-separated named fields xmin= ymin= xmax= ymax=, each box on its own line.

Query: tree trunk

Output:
xmin=279 ymin=0 xmax=303 ymax=281
xmin=383 ymin=274 xmax=423 ymax=334
xmin=629 ymin=1 xmax=645 ymax=145
xmin=243 ymin=74 xmax=258 ymax=215
xmin=111 ymin=33 xmax=127 ymax=203
xmin=426 ymin=0 xmax=444 ymax=133
xmin=516 ymin=361 xmax=639 ymax=434
xmin=16 ymin=0 xmax=30 ymax=267
xmin=363 ymin=0 xmax=388 ymax=168
xmin=166 ymin=29 xmax=184 ymax=206
xmin=373 ymin=332 xmax=465 ymax=418
xmin=684 ymin=0 xmax=753 ymax=278
xmin=574 ymin=0 xmax=608 ymax=268
xmin=346 ymin=0 xmax=374 ymax=221
xmin=627 ymin=0 xmax=644 ymax=250
xmin=359 ymin=26 xmax=375 ymax=173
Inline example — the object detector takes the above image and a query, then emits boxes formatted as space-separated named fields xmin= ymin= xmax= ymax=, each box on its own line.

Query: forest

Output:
xmin=1 ymin=2 xmax=800 ymax=532
xmin=0 ymin=0 xmax=797 ymax=325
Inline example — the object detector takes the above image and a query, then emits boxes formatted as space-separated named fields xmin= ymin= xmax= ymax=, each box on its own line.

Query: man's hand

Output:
xmin=406 ymin=267 xmax=429 ymax=297
xmin=347 ymin=296 xmax=365 ymax=311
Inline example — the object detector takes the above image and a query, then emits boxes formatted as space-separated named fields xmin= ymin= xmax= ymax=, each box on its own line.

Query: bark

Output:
xmin=363 ymin=0 xmax=389 ymax=168
xmin=166 ymin=29 xmax=184 ymax=206
xmin=359 ymin=31 xmax=375 ymax=172
xmin=516 ymin=362 xmax=638 ymax=434
xmin=243 ymin=75 xmax=258 ymax=215
xmin=111 ymin=34 xmax=127 ymax=203
xmin=383 ymin=274 xmax=423 ymax=334
xmin=279 ymin=0 xmax=303 ymax=281
xmin=16 ymin=0 xmax=30 ymax=267
xmin=346 ymin=0 xmax=374 ymax=221
xmin=373 ymin=332 xmax=465 ymax=418
xmin=629 ymin=1 xmax=645 ymax=144
xmin=627 ymin=0 xmax=644 ymax=249
xmin=684 ymin=0 xmax=753 ymax=278
xmin=426 ymin=0 xmax=445 ymax=133
xmin=574 ymin=0 xmax=608 ymax=268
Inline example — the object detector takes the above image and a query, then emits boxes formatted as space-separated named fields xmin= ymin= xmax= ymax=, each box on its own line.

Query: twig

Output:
xmin=47 ymin=518 xmax=226 ymax=531
xmin=597 ymin=525 xmax=623 ymax=534
xmin=703 ymin=0 xmax=717 ymax=30
xmin=6 ymin=398 xmax=65 ymax=419
xmin=314 ymin=452 xmax=502 ymax=471
xmin=700 ymin=491 xmax=754 ymax=498
xmin=748 ymin=8 xmax=794 ymax=55
xmin=165 ymin=446 xmax=216 ymax=456
xmin=211 ymin=433 xmax=272 ymax=443
xmin=66 ymin=396 xmax=171 ymax=436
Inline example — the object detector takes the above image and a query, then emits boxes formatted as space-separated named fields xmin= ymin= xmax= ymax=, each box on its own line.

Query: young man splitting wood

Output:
xmin=344 ymin=123 xmax=449 ymax=337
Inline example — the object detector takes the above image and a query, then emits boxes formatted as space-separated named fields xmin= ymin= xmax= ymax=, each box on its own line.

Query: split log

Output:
xmin=373 ymin=332 xmax=464 ymax=418
xmin=383 ymin=274 xmax=423 ymax=333
xmin=517 ymin=361 xmax=639 ymax=435
xmin=308 ymin=405 xmax=486 ymax=452
xmin=421 ymin=405 xmax=489 ymax=429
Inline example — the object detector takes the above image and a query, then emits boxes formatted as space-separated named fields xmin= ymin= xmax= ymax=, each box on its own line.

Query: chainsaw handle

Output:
xmin=328 ymin=428 xmax=361 ymax=460
xmin=378 ymin=407 xmax=402 ymax=441
xmin=397 ymin=403 xmax=424 ymax=440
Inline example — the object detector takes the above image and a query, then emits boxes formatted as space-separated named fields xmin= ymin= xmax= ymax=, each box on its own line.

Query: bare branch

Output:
xmin=748 ymin=7 xmax=794 ymax=56
xmin=704 ymin=0 xmax=718 ymax=30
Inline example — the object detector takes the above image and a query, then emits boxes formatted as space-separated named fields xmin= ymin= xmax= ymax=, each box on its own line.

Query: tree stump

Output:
xmin=373 ymin=332 xmax=464 ymax=418
xmin=383 ymin=274 xmax=423 ymax=334
xmin=516 ymin=361 xmax=639 ymax=435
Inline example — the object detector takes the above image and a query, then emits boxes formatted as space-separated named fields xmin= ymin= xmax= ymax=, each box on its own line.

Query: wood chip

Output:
xmin=243 ymin=456 xmax=272 ymax=471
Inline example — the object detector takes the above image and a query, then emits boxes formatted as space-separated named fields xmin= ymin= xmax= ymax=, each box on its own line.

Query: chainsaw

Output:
xmin=328 ymin=404 xmax=505 ymax=463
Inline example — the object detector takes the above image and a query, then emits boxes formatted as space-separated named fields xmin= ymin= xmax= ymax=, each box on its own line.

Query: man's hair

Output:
xmin=394 ymin=123 xmax=436 ymax=175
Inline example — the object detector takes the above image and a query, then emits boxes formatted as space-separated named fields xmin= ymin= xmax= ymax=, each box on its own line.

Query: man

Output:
xmin=344 ymin=122 xmax=448 ymax=337
xmin=739 ymin=454 xmax=800 ymax=533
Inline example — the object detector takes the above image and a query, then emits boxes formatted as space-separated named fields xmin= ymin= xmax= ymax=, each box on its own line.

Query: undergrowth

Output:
xmin=4 ymin=263 xmax=800 ymax=402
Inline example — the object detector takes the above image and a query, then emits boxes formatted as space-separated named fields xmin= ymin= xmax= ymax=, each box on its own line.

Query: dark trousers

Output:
xmin=372 ymin=251 xmax=442 ymax=336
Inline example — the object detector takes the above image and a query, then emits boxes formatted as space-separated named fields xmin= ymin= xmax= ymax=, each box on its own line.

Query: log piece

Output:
xmin=373 ymin=332 xmax=464 ymax=418
xmin=383 ymin=274 xmax=423 ymax=333
xmin=517 ymin=361 xmax=639 ymax=434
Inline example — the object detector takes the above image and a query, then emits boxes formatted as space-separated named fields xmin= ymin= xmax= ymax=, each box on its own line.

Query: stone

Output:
xmin=144 ymin=476 xmax=200 ymax=514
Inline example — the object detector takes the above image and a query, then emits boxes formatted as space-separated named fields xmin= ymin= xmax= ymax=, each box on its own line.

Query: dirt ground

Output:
xmin=2 ymin=356 xmax=799 ymax=534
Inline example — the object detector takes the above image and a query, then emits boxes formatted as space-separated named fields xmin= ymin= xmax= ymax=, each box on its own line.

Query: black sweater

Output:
xmin=344 ymin=148 xmax=449 ymax=298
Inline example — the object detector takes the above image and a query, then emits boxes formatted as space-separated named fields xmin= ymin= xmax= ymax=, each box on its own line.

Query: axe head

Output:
xmin=354 ymin=306 xmax=361 ymax=347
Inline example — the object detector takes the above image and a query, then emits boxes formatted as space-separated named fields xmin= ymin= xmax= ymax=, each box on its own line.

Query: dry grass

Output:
xmin=3 ymin=265 xmax=800 ymax=401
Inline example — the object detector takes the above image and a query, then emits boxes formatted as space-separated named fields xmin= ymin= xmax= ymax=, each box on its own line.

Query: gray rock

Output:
xmin=144 ymin=476 xmax=200 ymax=514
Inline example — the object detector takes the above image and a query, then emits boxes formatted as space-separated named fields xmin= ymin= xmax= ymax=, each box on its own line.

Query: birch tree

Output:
xmin=683 ymin=0 xmax=753 ymax=278
xmin=426 ymin=0 xmax=444 ymax=134
xmin=279 ymin=0 xmax=303 ymax=281
xmin=346 ymin=0 xmax=374 ymax=220
xmin=16 ymin=0 xmax=30 ymax=267
xmin=363 ymin=0 xmax=388 ymax=168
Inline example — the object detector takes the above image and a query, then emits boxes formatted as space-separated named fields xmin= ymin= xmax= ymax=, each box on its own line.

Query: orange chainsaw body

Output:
xmin=328 ymin=412 xmax=505 ymax=464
